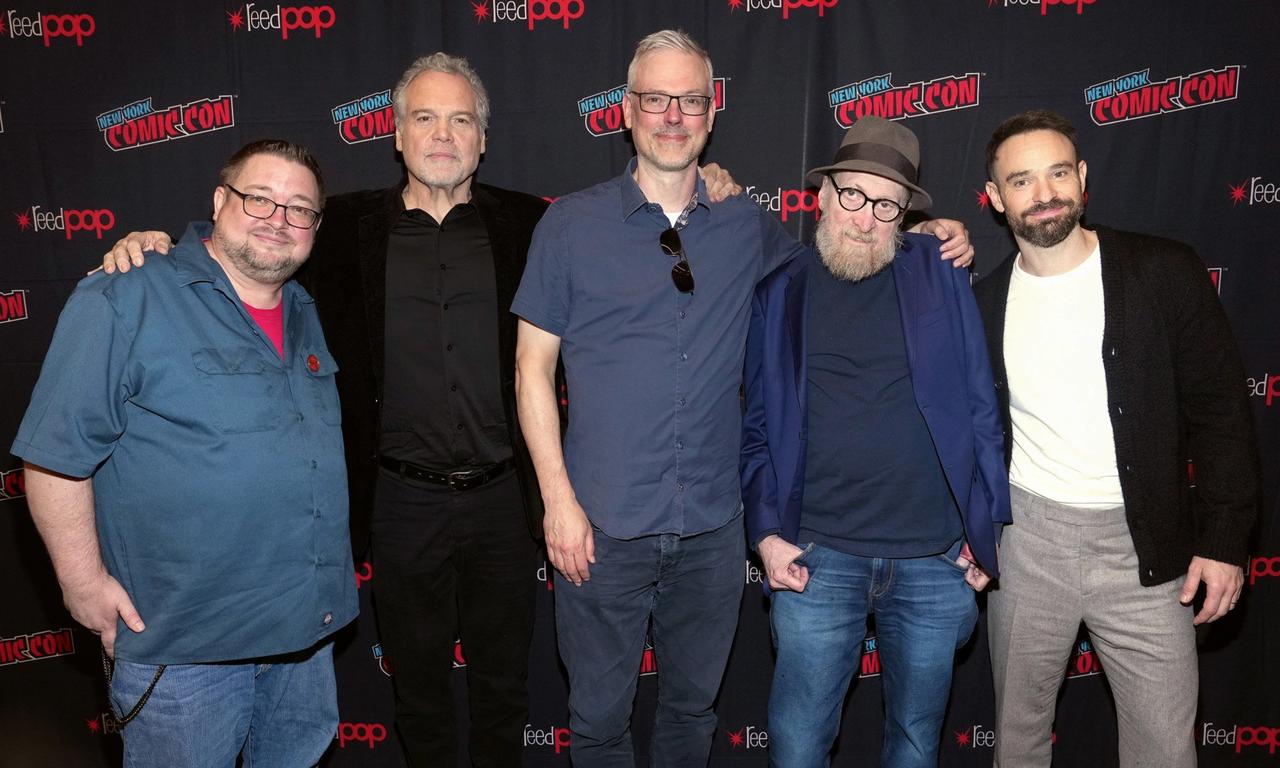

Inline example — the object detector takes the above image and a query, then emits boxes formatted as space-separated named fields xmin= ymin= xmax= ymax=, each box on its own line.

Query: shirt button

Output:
xmin=440 ymin=264 xmax=448 ymax=271
xmin=678 ymin=311 xmax=686 ymax=319
xmin=1108 ymin=347 xmax=1117 ymax=357
xmin=443 ymin=303 xmax=449 ymax=310
xmin=451 ymin=384 xmax=458 ymax=392
xmin=675 ymin=442 xmax=683 ymax=450
xmin=678 ymin=397 xmax=686 ymax=407
xmin=676 ymin=483 xmax=685 ymax=492
xmin=446 ymin=343 xmax=453 ymax=351
xmin=297 ymin=413 xmax=304 ymax=422
xmin=323 ymin=612 xmax=333 ymax=625
xmin=311 ymin=460 xmax=318 ymax=468
xmin=457 ymin=424 xmax=464 ymax=431
xmin=680 ymin=353 xmax=688 ymax=361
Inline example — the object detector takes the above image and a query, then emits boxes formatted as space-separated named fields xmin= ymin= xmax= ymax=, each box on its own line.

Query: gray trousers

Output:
xmin=987 ymin=485 xmax=1197 ymax=768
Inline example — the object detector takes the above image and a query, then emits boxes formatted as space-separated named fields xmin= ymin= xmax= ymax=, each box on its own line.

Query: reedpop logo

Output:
xmin=226 ymin=4 xmax=336 ymax=38
xmin=2 ymin=10 xmax=95 ymax=46
xmin=525 ymin=723 xmax=572 ymax=753
xmin=14 ymin=206 xmax=115 ymax=239
xmin=1201 ymin=722 xmax=1280 ymax=754
xmin=335 ymin=722 xmax=388 ymax=749
xmin=726 ymin=0 xmax=837 ymax=18
xmin=471 ymin=0 xmax=584 ymax=29
xmin=1229 ymin=176 xmax=1279 ymax=206
xmin=989 ymin=0 xmax=1095 ymax=13
xmin=725 ymin=724 xmax=768 ymax=749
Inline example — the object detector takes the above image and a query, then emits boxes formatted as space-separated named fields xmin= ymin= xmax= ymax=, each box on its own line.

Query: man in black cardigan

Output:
xmin=974 ymin=109 xmax=1258 ymax=768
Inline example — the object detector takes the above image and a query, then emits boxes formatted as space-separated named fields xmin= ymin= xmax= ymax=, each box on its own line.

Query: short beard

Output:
xmin=814 ymin=216 xmax=900 ymax=282
xmin=212 ymin=227 xmax=304 ymax=286
xmin=1009 ymin=197 xmax=1083 ymax=248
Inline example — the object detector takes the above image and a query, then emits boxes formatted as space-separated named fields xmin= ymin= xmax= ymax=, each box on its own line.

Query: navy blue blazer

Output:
xmin=740 ymin=233 xmax=1010 ymax=581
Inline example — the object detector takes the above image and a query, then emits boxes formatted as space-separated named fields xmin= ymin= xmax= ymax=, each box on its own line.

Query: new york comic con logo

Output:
xmin=0 ymin=628 xmax=75 ymax=665
xmin=828 ymin=71 xmax=980 ymax=127
xmin=1084 ymin=65 xmax=1240 ymax=126
xmin=95 ymin=95 xmax=235 ymax=151
xmin=1064 ymin=637 xmax=1103 ymax=678
xmin=470 ymin=0 xmax=584 ymax=29
xmin=725 ymin=0 xmax=837 ymax=18
xmin=1 ymin=10 xmax=95 ymax=46
xmin=331 ymin=89 xmax=393 ymax=144
xmin=577 ymin=78 xmax=726 ymax=138
xmin=226 ymin=3 xmax=336 ymax=38
xmin=0 ymin=292 xmax=28 ymax=326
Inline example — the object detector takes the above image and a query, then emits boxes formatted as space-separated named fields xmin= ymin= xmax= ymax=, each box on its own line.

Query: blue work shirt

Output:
xmin=512 ymin=160 xmax=803 ymax=538
xmin=12 ymin=222 xmax=357 ymax=665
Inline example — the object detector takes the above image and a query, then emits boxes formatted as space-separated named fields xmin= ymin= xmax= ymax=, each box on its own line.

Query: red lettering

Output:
xmin=1251 ymin=556 xmax=1280 ymax=585
xmin=1236 ymin=725 xmax=1280 ymax=754
xmin=63 ymin=209 xmax=115 ymax=240
xmin=1266 ymin=374 xmax=1280 ymax=407
xmin=281 ymin=6 xmax=336 ymax=39
xmin=0 ymin=292 xmax=27 ymax=324
xmin=554 ymin=726 xmax=572 ymax=754
xmin=782 ymin=0 xmax=838 ymax=20
xmin=1041 ymin=0 xmax=1095 ymax=15
xmin=337 ymin=722 xmax=388 ymax=749
xmin=42 ymin=13 xmax=95 ymax=47
xmin=586 ymin=105 xmax=623 ymax=136
xmin=528 ymin=0 xmax=584 ymax=29
xmin=779 ymin=189 xmax=819 ymax=223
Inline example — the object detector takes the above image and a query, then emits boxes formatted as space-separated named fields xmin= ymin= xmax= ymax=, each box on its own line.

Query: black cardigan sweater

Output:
xmin=974 ymin=226 xmax=1258 ymax=586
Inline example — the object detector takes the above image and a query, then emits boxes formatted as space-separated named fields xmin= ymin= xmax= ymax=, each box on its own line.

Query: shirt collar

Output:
xmin=618 ymin=157 xmax=712 ymax=222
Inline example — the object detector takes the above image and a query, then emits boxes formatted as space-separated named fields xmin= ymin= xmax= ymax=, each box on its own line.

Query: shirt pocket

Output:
xmin=191 ymin=347 xmax=286 ymax=434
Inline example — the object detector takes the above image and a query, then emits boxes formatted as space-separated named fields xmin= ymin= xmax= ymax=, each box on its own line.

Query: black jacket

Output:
xmin=298 ymin=183 xmax=550 ymax=558
xmin=974 ymin=226 xmax=1258 ymax=586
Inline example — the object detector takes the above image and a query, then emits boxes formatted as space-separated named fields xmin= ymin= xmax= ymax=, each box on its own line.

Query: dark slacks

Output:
xmin=371 ymin=465 xmax=537 ymax=768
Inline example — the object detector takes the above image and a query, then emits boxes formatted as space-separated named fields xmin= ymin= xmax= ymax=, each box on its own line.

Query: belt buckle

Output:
xmin=447 ymin=468 xmax=484 ymax=491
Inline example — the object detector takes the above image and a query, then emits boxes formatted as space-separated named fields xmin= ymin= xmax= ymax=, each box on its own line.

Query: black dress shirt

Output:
xmin=380 ymin=202 xmax=511 ymax=469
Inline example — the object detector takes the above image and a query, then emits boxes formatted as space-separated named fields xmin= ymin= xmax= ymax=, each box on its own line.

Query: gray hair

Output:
xmin=626 ymin=30 xmax=714 ymax=96
xmin=392 ymin=52 xmax=491 ymax=131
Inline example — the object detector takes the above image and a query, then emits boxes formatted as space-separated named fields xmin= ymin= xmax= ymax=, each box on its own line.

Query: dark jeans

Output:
xmin=553 ymin=513 xmax=746 ymax=768
xmin=371 ymin=466 xmax=537 ymax=768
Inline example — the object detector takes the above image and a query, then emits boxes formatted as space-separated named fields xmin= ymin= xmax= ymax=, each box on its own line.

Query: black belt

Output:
xmin=378 ymin=455 xmax=514 ymax=491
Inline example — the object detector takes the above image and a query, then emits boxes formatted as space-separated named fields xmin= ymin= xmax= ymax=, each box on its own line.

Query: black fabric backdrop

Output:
xmin=1 ymin=1 xmax=1277 ymax=766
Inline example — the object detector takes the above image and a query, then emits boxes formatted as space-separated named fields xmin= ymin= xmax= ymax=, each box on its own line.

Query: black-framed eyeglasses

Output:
xmin=224 ymin=184 xmax=322 ymax=229
xmin=660 ymin=227 xmax=695 ymax=294
xmin=827 ymin=175 xmax=906 ymax=223
xmin=630 ymin=91 xmax=713 ymax=116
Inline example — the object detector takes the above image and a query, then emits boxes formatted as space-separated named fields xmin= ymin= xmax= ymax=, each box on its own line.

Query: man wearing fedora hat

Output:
xmin=742 ymin=115 xmax=1010 ymax=767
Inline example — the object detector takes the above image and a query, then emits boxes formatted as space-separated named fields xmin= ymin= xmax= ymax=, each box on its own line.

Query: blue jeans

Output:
xmin=109 ymin=642 xmax=337 ymax=768
xmin=553 ymin=514 xmax=746 ymax=767
xmin=768 ymin=541 xmax=977 ymax=768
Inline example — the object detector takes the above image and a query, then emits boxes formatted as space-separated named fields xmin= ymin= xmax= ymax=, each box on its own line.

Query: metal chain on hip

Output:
xmin=102 ymin=647 xmax=166 ymax=727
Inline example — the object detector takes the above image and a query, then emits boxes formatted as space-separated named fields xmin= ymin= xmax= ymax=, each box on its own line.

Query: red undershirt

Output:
xmin=242 ymin=300 xmax=285 ymax=359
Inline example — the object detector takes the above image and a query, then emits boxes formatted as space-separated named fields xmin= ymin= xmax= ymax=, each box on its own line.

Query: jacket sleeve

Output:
xmin=1166 ymin=244 xmax=1258 ymax=566
xmin=741 ymin=286 xmax=781 ymax=549
xmin=951 ymin=261 xmax=1012 ymax=571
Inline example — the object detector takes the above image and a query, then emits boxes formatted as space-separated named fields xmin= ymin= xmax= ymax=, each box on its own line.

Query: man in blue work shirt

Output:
xmin=12 ymin=139 xmax=356 ymax=767
xmin=513 ymin=30 xmax=974 ymax=768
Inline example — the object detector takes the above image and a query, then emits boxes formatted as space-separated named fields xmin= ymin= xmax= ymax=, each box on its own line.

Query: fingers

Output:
xmin=100 ymin=624 xmax=117 ymax=659
xmin=768 ymin=564 xmax=808 ymax=592
xmin=1178 ymin=560 xmax=1202 ymax=605
xmin=549 ymin=535 xmax=592 ymax=587
xmin=117 ymin=596 xmax=146 ymax=634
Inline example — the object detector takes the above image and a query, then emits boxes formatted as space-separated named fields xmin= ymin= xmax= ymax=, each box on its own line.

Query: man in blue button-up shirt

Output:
xmin=12 ymin=140 xmax=356 ymax=768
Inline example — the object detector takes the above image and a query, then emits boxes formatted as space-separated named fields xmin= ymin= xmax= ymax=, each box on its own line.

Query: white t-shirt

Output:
xmin=1004 ymin=245 xmax=1124 ymax=507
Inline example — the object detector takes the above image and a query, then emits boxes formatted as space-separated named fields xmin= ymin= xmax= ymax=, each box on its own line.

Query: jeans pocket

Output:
xmin=934 ymin=539 xmax=969 ymax=572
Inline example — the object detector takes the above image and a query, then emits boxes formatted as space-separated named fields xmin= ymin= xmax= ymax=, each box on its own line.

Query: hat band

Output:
xmin=832 ymin=142 xmax=918 ymax=185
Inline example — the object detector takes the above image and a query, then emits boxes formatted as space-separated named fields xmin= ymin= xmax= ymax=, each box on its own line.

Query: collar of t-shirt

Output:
xmin=242 ymin=299 xmax=285 ymax=359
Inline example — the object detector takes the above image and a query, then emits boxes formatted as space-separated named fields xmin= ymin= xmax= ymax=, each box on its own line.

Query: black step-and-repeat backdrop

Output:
xmin=2 ymin=1 xmax=1277 ymax=766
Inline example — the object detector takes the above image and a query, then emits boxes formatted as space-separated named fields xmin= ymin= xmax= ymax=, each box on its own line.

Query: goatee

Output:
xmin=814 ymin=216 xmax=899 ymax=282
xmin=1010 ymin=197 xmax=1083 ymax=249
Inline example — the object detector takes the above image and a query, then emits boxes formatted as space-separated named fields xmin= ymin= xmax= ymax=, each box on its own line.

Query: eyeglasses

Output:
xmin=827 ymin=176 xmax=906 ymax=222
xmin=660 ymin=227 xmax=695 ymax=293
xmin=630 ymin=91 xmax=713 ymax=116
xmin=224 ymin=184 xmax=322 ymax=229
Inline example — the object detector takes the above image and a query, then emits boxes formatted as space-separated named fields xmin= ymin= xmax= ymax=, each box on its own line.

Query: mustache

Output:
xmin=249 ymin=224 xmax=295 ymax=244
xmin=1023 ymin=198 xmax=1074 ymax=217
xmin=652 ymin=128 xmax=690 ymax=139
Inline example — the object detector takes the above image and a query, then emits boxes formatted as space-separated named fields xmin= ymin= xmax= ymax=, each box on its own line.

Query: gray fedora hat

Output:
xmin=806 ymin=116 xmax=933 ymax=211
